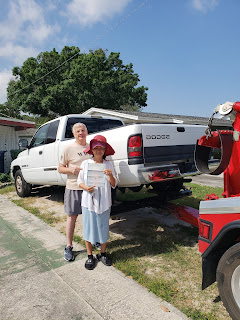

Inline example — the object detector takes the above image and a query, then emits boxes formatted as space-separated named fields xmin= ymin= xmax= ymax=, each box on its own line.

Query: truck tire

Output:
xmin=14 ymin=169 xmax=32 ymax=197
xmin=217 ymin=243 xmax=240 ymax=320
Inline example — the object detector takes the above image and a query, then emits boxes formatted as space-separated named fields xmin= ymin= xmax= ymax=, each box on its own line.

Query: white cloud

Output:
xmin=0 ymin=0 xmax=59 ymax=43
xmin=191 ymin=0 xmax=219 ymax=13
xmin=0 ymin=69 xmax=14 ymax=104
xmin=65 ymin=0 xmax=132 ymax=26
xmin=0 ymin=43 xmax=38 ymax=65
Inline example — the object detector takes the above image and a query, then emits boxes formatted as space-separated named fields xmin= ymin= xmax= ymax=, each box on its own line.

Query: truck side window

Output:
xmin=97 ymin=119 xmax=122 ymax=131
xmin=30 ymin=124 xmax=49 ymax=148
xmin=81 ymin=119 xmax=98 ymax=134
xmin=98 ymin=119 xmax=109 ymax=131
xmin=65 ymin=118 xmax=99 ymax=138
xmin=64 ymin=118 xmax=123 ymax=139
xmin=108 ymin=119 xmax=123 ymax=129
xmin=46 ymin=120 xmax=60 ymax=144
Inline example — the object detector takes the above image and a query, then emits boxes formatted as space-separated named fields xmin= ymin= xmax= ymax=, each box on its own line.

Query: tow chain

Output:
xmin=205 ymin=111 xmax=216 ymax=139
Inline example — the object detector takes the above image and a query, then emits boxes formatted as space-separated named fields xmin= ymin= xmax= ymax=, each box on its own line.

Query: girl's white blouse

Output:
xmin=77 ymin=159 xmax=117 ymax=214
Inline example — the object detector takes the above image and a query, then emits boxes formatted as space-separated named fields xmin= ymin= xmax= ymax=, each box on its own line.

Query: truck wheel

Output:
xmin=14 ymin=169 xmax=32 ymax=197
xmin=217 ymin=243 xmax=240 ymax=320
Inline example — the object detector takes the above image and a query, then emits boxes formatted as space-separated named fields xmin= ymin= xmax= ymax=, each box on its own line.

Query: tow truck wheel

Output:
xmin=14 ymin=169 xmax=31 ymax=197
xmin=217 ymin=243 xmax=240 ymax=320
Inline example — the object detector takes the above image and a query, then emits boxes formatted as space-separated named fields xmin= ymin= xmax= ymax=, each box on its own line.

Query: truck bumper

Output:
xmin=138 ymin=164 xmax=181 ymax=184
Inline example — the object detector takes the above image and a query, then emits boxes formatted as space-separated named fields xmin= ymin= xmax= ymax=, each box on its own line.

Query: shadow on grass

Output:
xmin=30 ymin=185 xmax=65 ymax=203
xmin=108 ymin=217 xmax=199 ymax=262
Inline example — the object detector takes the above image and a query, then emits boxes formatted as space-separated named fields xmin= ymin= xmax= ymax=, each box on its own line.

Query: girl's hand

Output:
xmin=104 ymin=169 xmax=113 ymax=176
xmin=85 ymin=186 xmax=95 ymax=193
xmin=78 ymin=182 xmax=95 ymax=193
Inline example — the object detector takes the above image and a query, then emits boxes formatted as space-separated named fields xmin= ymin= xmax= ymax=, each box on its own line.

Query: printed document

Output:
xmin=87 ymin=163 xmax=106 ymax=187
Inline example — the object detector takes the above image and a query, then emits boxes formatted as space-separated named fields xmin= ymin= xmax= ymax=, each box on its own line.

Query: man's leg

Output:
xmin=66 ymin=215 xmax=78 ymax=247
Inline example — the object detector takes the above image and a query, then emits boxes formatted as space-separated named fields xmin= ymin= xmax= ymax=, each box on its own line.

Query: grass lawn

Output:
xmin=108 ymin=184 xmax=229 ymax=320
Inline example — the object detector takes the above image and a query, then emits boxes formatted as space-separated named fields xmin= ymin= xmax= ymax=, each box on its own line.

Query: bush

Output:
xmin=212 ymin=149 xmax=221 ymax=160
xmin=0 ymin=173 xmax=12 ymax=183
xmin=10 ymin=150 xmax=22 ymax=160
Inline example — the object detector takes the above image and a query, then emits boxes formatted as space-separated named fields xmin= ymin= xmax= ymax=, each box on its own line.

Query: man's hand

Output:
xmin=70 ymin=166 xmax=81 ymax=175
xmin=58 ymin=164 xmax=81 ymax=175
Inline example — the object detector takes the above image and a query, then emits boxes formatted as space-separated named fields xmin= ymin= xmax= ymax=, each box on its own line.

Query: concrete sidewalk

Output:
xmin=190 ymin=173 xmax=224 ymax=188
xmin=0 ymin=194 xmax=189 ymax=320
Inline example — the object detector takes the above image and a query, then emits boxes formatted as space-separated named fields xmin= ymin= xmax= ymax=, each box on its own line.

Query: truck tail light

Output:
xmin=199 ymin=220 xmax=211 ymax=240
xmin=128 ymin=135 xmax=142 ymax=157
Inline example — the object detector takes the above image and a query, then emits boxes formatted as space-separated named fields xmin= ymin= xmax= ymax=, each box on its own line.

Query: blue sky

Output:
xmin=0 ymin=0 xmax=239 ymax=117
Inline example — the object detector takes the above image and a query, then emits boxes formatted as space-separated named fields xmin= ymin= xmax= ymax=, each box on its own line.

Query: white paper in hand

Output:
xmin=87 ymin=163 xmax=106 ymax=187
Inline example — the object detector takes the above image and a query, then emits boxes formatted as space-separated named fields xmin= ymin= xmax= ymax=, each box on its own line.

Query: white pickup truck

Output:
xmin=10 ymin=114 xmax=206 ymax=200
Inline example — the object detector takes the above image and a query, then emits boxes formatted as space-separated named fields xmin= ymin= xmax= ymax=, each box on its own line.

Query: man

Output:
xmin=58 ymin=123 xmax=91 ymax=261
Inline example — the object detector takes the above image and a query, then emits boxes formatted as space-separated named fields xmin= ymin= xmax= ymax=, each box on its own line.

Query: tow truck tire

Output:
xmin=14 ymin=169 xmax=32 ymax=197
xmin=217 ymin=243 xmax=240 ymax=320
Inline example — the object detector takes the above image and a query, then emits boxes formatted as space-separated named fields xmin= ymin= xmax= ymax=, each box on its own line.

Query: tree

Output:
xmin=7 ymin=47 xmax=148 ymax=117
xmin=0 ymin=101 xmax=21 ymax=118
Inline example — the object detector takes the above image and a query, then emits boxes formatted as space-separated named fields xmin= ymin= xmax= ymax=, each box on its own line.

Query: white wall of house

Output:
xmin=0 ymin=125 xmax=19 ymax=173
xmin=0 ymin=126 xmax=36 ymax=173
xmin=17 ymin=128 xmax=36 ymax=145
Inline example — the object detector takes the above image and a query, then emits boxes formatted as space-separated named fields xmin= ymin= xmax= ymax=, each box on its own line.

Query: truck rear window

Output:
xmin=65 ymin=118 xmax=123 ymax=138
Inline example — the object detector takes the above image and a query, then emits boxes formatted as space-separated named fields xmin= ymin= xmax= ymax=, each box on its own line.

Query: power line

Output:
xmin=8 ymin=0 xmax=151 ymax=99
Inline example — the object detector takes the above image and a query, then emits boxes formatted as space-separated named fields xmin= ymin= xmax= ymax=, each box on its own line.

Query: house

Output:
xmin=82 ymin=107 xmax=232 ymax=129
xmin=0 ymin=116 xmax=35 ymax=173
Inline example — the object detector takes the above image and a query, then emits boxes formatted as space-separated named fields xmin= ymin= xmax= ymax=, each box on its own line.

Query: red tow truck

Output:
xmin=172 ymin=101 xmax=240 ymax=320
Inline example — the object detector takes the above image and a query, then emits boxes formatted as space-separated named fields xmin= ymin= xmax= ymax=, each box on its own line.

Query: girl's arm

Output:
xmin=77 ymin=160 xmax=95 ymax=192
xmin=104 ymin=161 xmax=117 ymax=188
xmin=78 ymin=183 xmax=95 ymax=193
xmin=104 ymin=169 xmax=116 ymax=187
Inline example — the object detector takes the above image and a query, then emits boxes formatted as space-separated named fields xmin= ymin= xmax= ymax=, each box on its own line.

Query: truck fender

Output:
xmin=202 ymin=220 xmax=240 ymax=290
xmin=11 ymin=165 xmax=21 ymax=178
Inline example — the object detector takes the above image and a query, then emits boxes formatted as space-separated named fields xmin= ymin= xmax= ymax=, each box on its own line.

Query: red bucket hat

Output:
xmin=84 ymin=135 xmax=115 ymax=156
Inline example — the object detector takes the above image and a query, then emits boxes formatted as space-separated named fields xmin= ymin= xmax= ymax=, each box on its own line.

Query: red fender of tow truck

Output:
xmin=168 ymin=203 xmax=199 ymax=227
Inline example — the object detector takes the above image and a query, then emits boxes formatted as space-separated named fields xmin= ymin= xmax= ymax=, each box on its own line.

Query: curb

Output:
xmin=0 ymin=181 xmax=14 ymax=189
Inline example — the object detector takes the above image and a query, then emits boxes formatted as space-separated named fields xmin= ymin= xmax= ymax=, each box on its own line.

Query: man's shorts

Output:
xmin=64 ymin=189 xmax=83 ymax=216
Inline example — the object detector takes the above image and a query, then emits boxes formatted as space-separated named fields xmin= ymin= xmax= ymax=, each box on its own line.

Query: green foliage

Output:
xmin=0 ymin=173 xmax=12 ymax=183
xmin=0 ymin=185 xmax=15 ymax=194
xmin=10 ymin=150 xmax=22 ymax=160
xmin=212 ymin=149 xmax=221 ymax=159
xmin=7 ymin=46 xmax=148 ymax=117
xmin=0 ymin=102 xmax=21 ymax=118
xmin=183 ymin=307 xmax=217 ymax=320
xmin=21 ymin=114 xmax=51 ymax=127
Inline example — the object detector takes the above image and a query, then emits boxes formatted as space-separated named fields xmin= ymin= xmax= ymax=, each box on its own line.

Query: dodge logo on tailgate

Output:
xmin=146 ymin=135 xmax=170 ymax=139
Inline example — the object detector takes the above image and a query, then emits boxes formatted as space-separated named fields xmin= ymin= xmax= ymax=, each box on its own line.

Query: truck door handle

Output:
xmin=39 ymin=151 xmax=43 ymax=155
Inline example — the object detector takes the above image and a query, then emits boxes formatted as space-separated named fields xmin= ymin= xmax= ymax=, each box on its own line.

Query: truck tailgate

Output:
xmin=141 ymin=124 xmax=206 ymax=164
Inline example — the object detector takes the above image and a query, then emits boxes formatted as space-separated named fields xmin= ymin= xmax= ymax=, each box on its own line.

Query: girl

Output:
xmin=77 ymin=135 xmax=117 ymax=270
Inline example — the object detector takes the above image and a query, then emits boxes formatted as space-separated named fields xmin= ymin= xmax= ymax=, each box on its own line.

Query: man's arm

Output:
xmin=58 ymin=163 xmax=80 ymax=176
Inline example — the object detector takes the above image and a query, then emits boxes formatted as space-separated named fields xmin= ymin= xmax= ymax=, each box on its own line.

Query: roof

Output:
xmin=82 ymin=107 xmax=232 ymax=127
xmin=0 ymin=116 xmax=35 ymax=131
